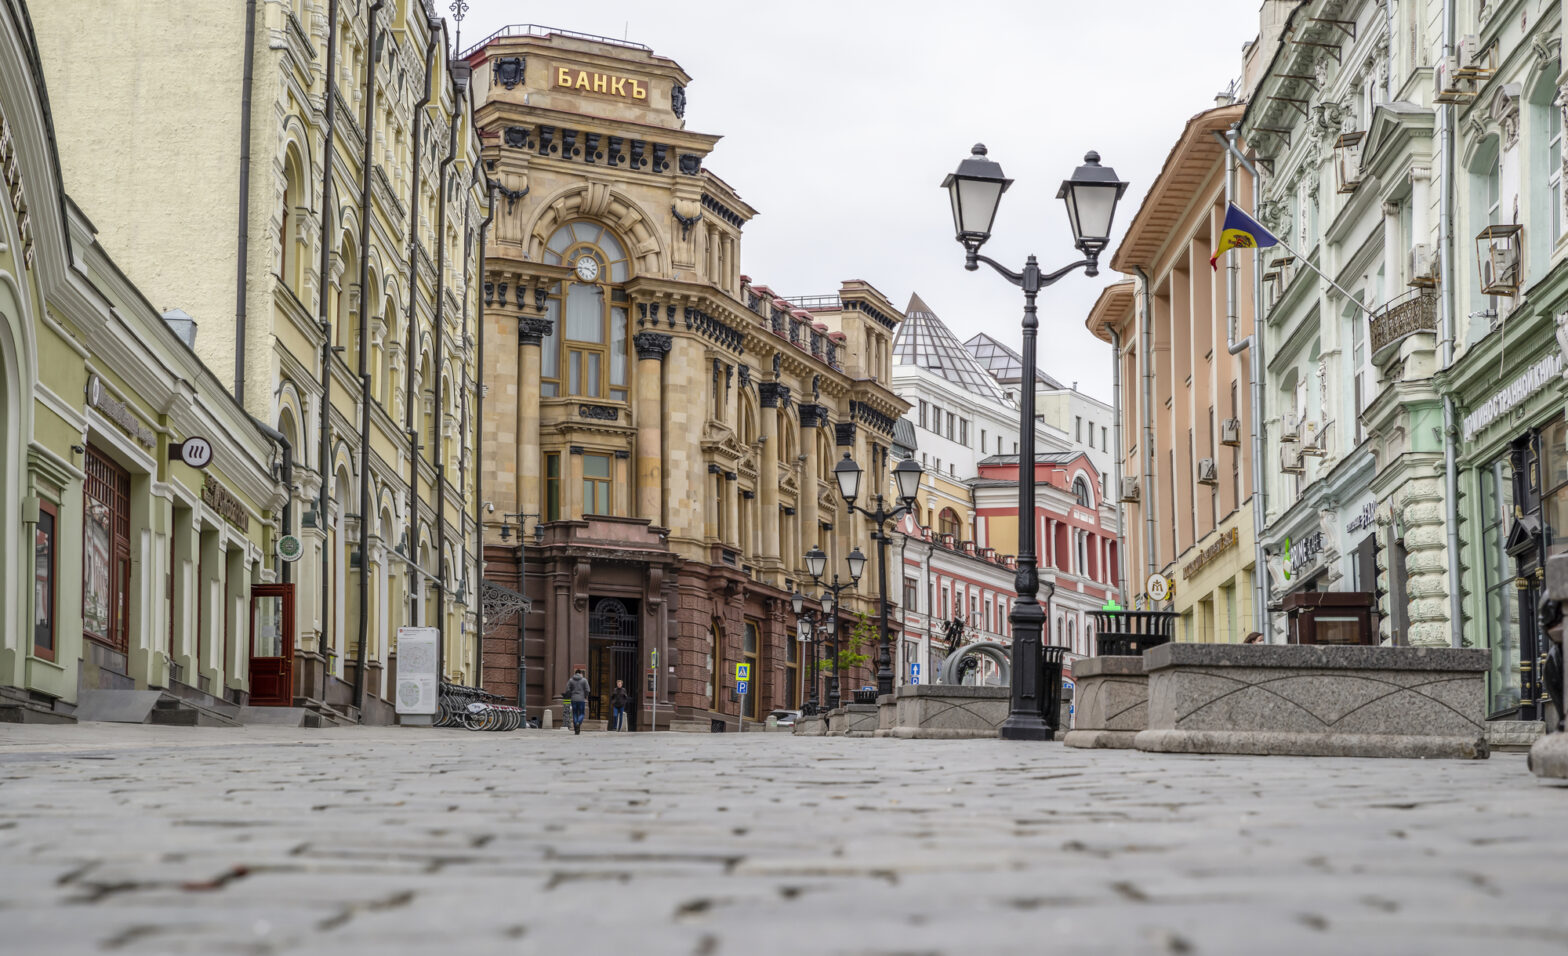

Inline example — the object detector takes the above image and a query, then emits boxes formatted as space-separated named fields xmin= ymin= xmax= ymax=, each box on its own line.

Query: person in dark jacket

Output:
xmin=609 ymin=679 xmax=631 ymax=732
xmin=565 ymin=668 xmax=590 ymax=734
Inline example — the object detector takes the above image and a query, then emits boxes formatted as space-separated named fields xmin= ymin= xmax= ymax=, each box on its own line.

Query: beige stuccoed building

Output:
xmin=464 ymin=25 xmax=907 ymax=728
xmin=31 ymin=0 xmax=488 ymax=721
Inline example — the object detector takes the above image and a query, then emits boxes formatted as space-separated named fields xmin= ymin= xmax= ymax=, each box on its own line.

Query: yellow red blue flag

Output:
xmin=1209 ymin=202 xmax=1277 ymax=271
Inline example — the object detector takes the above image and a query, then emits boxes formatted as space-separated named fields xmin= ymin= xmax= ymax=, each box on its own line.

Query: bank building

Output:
xmin=466 ymin=26 xmax=906 ymax=728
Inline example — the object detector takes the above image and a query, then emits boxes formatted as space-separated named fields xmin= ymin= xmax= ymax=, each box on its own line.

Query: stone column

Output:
xmin=634 ymin=331 xmax=673 ymax=523
xmin=1382 ymin=201 xmax=1401 ymax=298
xmin=518 ymin=308 xmax=554 ymax=518
xmin=758 ymin=383 xmax=789 ymax=581
xmin=724 ymin=471 xmax=740 ymax=548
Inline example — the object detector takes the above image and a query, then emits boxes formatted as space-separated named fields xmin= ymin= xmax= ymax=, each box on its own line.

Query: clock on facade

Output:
xmin=574 ymin=256 xmax=599 ymax=282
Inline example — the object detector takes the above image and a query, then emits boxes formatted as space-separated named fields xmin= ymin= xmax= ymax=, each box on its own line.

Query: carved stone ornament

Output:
xmin=678 ymin=153 xmax=701 ymax=175
xmin=633 ymin=330 xmax=673 ymax=361
xmin=504 ymin=125 xmax=528 ymax=148
xmin=518 ymin=316 xmax=554 ymax=346
xmin=671 ymin=84 xmax=687 ymax=118
xmin=493 ymin=57 xmax=525 ymax=90
xmin=1555 ymin=312 xmax=1568 ymax=378
xmin=578 ymin=404 xmax=620 ymax=421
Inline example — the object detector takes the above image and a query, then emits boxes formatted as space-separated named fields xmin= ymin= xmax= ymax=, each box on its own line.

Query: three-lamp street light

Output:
xmin=941 ymin=144 xmax=1127 ymax=740
xmin=833 ymin=452 xmax=923 ymax=698
xmin=802 ymin=543 xmax=864 ymax=710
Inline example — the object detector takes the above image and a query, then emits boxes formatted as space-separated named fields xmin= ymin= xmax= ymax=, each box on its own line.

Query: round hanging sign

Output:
xmin=277 ymin=534 xmax=304 ymax=563
xmin=177 ymin=437 xmax=214 ymax=468
xmin=1145 ymin=572 xmax=1171 ymax=603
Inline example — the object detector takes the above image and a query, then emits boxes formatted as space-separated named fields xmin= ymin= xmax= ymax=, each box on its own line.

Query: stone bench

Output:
xmin=886 ymin=684 xmax=1009 ymax=739
xmin=1133 ymin=644 xmax=1489 ymax=760
xmin=1062 ymin=656 xmax=1147 ymax=749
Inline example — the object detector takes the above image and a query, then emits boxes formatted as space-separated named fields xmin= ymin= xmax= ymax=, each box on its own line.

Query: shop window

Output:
xmin=785 ymin=631 xmax=799 ymax=710
xmin=83 ymin=448 xmax=131 ymax=653
xmin=544 ymin=453 xmax=561 ymax=521
xmin=33 ymin=501 xmax=57 ymax=661
xmin=1480 ymin=457 xmax=1520 ymax=713
xmin=583 ymin=454 xmax=612 ymax=515
xmin=1543 ymin=419 xmax=1568 ymax=553
xmin=710 ymin=619 xmax=724 ymax=712
xmin=743 ymin=620 xmax=759 ymax=719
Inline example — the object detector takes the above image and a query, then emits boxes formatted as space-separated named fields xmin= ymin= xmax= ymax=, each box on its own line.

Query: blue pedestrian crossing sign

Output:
xmin=735 ymin=662 xmax=750 ymax=682
xmin=736 ymin=679 xmax=749 ymax=695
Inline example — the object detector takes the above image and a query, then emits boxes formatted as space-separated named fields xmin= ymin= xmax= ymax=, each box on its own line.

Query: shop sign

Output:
xmin=554 ymin=66 xmax=648 ymax=100
xmin=1461 ymin=351 xmax=1564 ymax=442
xmin=1145 ymin=572 xmax=1171 ymax=602
xmin=1346 ymin=499 xmax=1377 ymax=536
xmin=86 ymin=373 xmax=155 ymax=449
xmin=1284 ymin=531 xmax=1325 ymax=581
xmin=170 ymin=436 xmax=213 ymax=468
xmin=1183 ymin=527 xmax=1239 ymax=579
xmin=276 ymin=534 xmax=303 ymax=563
xmin=0 ymin=116 xmax=34 ymax=269
xmin=201 ymin=473 xmax=250 ymax=533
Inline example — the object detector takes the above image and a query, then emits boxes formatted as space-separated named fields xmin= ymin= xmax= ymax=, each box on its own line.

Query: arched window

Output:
xmin=938 ymin=508 xmax=960 ymax=540
xmin=1072 ymin=476 xmax=1091 ymax=507
xmin=537 ymin=222 xmax=633 ymax=401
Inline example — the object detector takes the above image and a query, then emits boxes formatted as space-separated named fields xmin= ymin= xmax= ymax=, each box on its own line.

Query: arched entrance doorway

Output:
xmin=587 ymin=596 xmax=638 ymax=729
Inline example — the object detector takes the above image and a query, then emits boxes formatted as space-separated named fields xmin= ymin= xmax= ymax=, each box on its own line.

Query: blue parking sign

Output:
xmin=736 ymin=679 xmax=749 ymax=695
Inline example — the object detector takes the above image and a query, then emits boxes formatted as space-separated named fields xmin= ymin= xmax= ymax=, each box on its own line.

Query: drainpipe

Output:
xmin=1440 ymin=0 xmax=1463 ymax=648
xmin=352 ymin=0 xmax=386 ymax=716
xmin=249 ymin=417 xmax=293 ymax=585
xmin=316 ymin=0 xmax=340 ymax=675
xmin=1134 ymin=266 xmax=1159 ymax=586
xmin=405 ymin=28 xmax=436 ymax=630
xmin=433 ymin=85 xmax=459 ymax=670
xmin=1218 ymin=126 xmax=1271 ymax=638
xmin=474 ymin=176 xmax=495 ymax=688
xmin=234 ymin=0 xmax=258 ymax=404
xmin=459 ymin=177 xmax=476 ymax=678
xmin=1109 ymin=329 xmax=1128 ymax=603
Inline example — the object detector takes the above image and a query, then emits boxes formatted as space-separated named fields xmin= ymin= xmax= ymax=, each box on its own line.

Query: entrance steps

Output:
xmin=0 ymin=686 xmax=75 ymax=724
xmin=76 ymin=688 xmax=241 ymax=727
xmin=237 ymin=702 xmax=358 ymax=727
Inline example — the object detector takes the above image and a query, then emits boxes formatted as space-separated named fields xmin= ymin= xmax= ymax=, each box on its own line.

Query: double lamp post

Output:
xmin=793 ymin=544 xmax=865 ymax=713
xmin=940 ymin=144 xmax=1127 ymax=740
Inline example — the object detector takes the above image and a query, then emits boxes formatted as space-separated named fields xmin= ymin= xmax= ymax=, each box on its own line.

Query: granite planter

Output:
xmin=1062 ymin=656 xmax=1147 ymax=749
xmin=886 ymin=684 xmax=1008 ymax=739
xmin=1133 ymin=644 xmax=1490 ymax=760
xmin=792 ymin=714 xmax=828 ymax=737
xmin=826 ymin=703 xmax=879 ymax=737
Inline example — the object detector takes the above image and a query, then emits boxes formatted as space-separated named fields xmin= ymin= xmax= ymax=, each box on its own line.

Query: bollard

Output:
xmin=541 ymin=708 xmax=553 ymax=730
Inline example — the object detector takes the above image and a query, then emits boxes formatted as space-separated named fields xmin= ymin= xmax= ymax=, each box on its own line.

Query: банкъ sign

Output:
xmin=554 ymin=66 xmax=648 ymax=100
xmin=1461 ymin=352 xmax=1564 ymax=442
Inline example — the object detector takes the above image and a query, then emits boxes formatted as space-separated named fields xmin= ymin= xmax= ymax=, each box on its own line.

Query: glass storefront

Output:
xmin=1479 ymin=455 xmax=1519 ymax=715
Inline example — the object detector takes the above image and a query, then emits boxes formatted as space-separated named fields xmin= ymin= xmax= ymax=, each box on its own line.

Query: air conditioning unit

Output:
xmin=1409 ymin=244 xmax=1438 ymax=288
xmin=1280 ymin=413 xmax=1300 ymax=442
xmin=1120 ymin=475 xmax=1141 ymax=502
xmin=1280 ymin=442 xmax=1305 ymax=475
xmin=1197 ymin=458 xmax=1219 ymax=485
xmin=1220 ymin=418 xmax=1242 ymax=446
xmin=1434 ymin=54 xmax=1472 ymax=103
xmin=1301 ymin=420 xmax=1327 ymax=457
xmin=1458 ymin=34 xmax=1495 ymax=75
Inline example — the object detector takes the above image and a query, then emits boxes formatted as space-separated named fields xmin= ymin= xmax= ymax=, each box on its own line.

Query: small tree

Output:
xmin=822 ymin=612 xmax=875 ymax=689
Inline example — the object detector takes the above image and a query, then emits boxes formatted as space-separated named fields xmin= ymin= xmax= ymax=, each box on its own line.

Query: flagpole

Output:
xmin=1229 ymin=202 xmax=1375 ymax=316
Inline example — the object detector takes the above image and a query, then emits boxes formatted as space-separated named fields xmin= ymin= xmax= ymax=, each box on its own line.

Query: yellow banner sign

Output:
xmin=555 ymin=66 xmax=648 ymax=100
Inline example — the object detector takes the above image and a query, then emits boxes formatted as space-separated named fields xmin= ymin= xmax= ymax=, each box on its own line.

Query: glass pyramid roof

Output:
xmin=893 ymin=294 xmax=1011 ymax=404
xmin=963 ymin=332 xmax=1065 ymax=391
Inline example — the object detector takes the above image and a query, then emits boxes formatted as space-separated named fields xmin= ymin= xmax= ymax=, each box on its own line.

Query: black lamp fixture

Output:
xmin=941 ymin=143 xmax=1126 ymax=741
xmin=833 ymin=451 xmax=923 ymax=697
xmin=806 ymin=542 xmax=864 ymax=711
xmin=498 ymin=511 xmax=544 ymax=545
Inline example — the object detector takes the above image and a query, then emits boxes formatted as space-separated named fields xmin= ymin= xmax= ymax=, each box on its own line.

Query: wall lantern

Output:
xmin=1475 ymin=223 xmax=1523 ymax=296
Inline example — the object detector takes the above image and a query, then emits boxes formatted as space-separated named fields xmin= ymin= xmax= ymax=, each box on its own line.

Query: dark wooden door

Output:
xmin=248 ymin=584 xmax=295 ymax=706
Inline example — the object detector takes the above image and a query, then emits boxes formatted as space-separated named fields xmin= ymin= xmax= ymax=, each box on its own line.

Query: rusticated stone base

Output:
xmin=1135 ymin=644 xmax=1489 ymax=760
xmin=1528 ymin=733 xmax=1568 ymax=778
xmin=1063 ymin=656 xmax=1146 ymax=749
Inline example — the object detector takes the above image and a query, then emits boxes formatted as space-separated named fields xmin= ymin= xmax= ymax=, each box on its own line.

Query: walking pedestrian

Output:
xmin=566 ymin=668 xmax=590 ymax=735
xmin=610 ymin=679 xmax=631 ymax=732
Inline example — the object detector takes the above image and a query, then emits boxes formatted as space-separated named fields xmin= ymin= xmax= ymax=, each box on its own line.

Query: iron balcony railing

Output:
xmin=1369 ymin=288 xmax=1437 ymax=362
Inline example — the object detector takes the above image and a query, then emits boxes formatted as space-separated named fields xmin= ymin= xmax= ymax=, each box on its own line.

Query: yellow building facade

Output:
xmin=32 ymin=0 xmax=488 ymax=720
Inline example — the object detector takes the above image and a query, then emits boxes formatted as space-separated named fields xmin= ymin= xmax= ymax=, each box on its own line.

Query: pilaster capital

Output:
xmin=633 ymin=330 xmax=673 ymax=361
xmin=797 ymin=402 xmax=829 ymax=428
xmin=758 ymin=382 xmax=791 ymax=409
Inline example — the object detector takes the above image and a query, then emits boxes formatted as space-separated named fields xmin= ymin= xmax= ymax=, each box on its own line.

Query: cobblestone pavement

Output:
xmin=1 ymin=724 xmax=1566 ymax=956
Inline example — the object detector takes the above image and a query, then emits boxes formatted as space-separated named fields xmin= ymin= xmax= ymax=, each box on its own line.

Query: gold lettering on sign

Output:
xmin=553 ymin=65 xmax=651 ymax=101
xmin=201 ymin=474 xmax=251 ymax=533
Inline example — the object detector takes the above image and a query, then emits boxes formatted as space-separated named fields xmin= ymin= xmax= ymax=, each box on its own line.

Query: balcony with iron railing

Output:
xmin=1370 ymin=288 xmax=1437 ymax=365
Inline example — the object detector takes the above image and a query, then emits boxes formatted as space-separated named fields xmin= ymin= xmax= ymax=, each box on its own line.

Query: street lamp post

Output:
xmin=790 ymin=589 xmax=823 ymax=715
xmin=833 ymin=455 xmax=924 ymax=697
xmin=941 ymin=144 xmax=1127 ymax=740
xmin=806 ymin=544 xmax=864 ymax=710
xmin=498 ymin=512 xmax=543 ymax=715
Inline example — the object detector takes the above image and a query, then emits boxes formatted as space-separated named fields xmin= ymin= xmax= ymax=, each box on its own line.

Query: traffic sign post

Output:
xmin=910 ymin=661 xmax=921 ymax=686
xmin=649 ymin=648 xmax=659 ymax=733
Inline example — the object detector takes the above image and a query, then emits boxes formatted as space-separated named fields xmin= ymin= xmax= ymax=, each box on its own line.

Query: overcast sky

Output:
xmin=448 ymin=0 xmax=1265 ymax=402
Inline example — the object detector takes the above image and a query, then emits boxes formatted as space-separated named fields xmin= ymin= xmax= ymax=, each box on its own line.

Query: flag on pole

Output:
xmin=1209 ymin=202 xmax=1278 ymax=270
